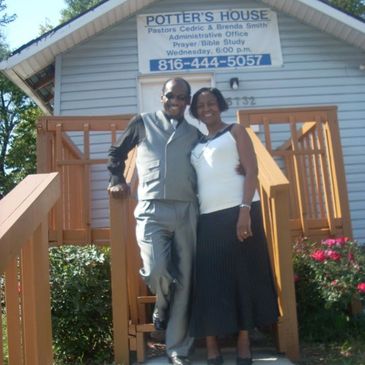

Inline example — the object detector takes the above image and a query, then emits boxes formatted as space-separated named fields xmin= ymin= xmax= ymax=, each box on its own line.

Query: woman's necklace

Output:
xmin=206 ymin=122 xmax=228 ymax=140
xmin=193 ymin=122 xmax=228 ymax=159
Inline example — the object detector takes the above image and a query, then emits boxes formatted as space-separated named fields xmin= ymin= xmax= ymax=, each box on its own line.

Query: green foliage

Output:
xmin=60 ymin=0 xmax=104 ymax=23
xmin=0 ymin=75 xmax=40 ymax=196
xmin=0 ymin=0 xmax=15 ymax=56
xmin=50 ymin=245 xmax=113 ymax=364
xmin=2 ymin=312 xmax=8 ymax=365
xmin=0 ymin=0 xmax=16 ymax=27
xmin=293 ymin=237 xmax=365 ymax=342
xmin=5 ymin=107 xmax=42 ymax=186
xmin=326 ymin=0 xmax=365 ymax=18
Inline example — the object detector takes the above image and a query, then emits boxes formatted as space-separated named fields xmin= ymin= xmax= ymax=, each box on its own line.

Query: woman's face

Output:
xmin=196 ymin=91 xmax=221 ymax=126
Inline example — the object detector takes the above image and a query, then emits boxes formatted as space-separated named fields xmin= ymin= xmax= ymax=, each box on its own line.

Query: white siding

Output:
xmin=56 ymin=0 xmax=365 ymax=243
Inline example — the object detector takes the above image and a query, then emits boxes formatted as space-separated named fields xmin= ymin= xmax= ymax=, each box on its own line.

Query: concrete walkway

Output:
xmin=134 ymin=347 xmax=295 ymax=365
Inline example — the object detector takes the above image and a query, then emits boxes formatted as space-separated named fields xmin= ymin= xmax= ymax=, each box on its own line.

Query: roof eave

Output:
xmin=1 ymin=68 xmax=51 ymax=115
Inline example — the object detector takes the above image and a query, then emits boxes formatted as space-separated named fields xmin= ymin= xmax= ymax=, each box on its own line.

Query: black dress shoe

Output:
xmin=152 ymin=307 xmax=167 ymax=331
xmin=236 ymin=357 xmax=252 ymax=365
xmin=168 ymin=355 xmax=191 ymax=365
xmin=207 ymin=354 xmax=224 ymax=365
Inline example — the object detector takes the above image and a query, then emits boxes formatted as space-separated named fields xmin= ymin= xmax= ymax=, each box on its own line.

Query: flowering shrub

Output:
xmin=293 ymin=236 xmax=365 ymax=341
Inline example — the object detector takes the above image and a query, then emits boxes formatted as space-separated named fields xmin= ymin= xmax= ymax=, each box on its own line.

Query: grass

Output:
xmin=297 ymin=339 xmax=365 ymax=365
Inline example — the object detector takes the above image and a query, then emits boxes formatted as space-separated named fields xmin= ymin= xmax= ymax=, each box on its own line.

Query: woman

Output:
xmin=189 ymin=88 xmax=279 ymax=365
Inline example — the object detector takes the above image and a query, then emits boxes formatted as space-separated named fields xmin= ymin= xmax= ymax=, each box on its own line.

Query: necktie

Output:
xmin=171 ymin=119 xmax=178 ymax=130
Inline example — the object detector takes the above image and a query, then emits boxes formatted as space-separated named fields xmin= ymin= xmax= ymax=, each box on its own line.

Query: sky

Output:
xmin=4 ymin=0 xmax=66 ymax=51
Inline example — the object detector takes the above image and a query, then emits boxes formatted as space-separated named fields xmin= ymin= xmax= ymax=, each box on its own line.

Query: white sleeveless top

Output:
xmin=191 ymin=127 xmax=260 ymax=214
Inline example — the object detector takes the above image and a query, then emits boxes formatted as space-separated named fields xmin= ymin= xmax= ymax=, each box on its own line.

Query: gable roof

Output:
xmin=1 ymin=0 xmax=364 ymax=114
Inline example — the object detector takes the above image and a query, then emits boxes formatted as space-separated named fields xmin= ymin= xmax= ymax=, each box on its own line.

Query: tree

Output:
xmin=0 ymin=1 xmax=39 ymax=196
xmin=326 ymin=0 xmax=365 ymax=18
xmin=0 ymin=75 xmax=40 ymax=195
xmin=60 ymin=0 xmax=104 ymax=23
xmin=0 ymin=0 xmax=15 ymax=59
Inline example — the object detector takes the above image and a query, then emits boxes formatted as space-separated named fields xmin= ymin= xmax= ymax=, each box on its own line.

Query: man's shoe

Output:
xmin=152 ymin=307 xmax=167 ymax=331
xmin=168 ymin=355 xmax=191 ymax=365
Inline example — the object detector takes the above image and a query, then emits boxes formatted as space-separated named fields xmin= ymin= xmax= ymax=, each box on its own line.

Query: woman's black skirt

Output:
xmin=190 ymin=201 xmax=279 ymax=338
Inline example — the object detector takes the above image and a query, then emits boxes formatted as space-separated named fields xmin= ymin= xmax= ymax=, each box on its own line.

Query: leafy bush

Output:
xmin=50 ymin=245 xmax=113 ymax=364
xmin=293 ymin=236 xmax=365 ymax=342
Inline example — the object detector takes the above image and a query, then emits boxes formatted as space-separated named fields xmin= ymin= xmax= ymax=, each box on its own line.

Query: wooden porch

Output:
xmin=0 ymin=106 xmax=352 ymax=365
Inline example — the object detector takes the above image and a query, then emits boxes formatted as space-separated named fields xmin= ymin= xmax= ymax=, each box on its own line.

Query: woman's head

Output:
xmin=189 ymin=87 xmax=228 ymax=120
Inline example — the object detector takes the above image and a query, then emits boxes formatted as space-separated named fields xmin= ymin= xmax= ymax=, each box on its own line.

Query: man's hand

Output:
xmin=107 ymin=182 xmax=130 ymax=199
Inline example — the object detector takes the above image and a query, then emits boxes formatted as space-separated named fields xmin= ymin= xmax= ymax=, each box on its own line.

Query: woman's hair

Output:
xmin=189 ymin=87 xmax=229 ymax=119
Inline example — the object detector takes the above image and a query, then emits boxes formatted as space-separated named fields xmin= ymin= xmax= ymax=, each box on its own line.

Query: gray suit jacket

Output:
xmin=136 ymin=110 xmax=199 ymax=202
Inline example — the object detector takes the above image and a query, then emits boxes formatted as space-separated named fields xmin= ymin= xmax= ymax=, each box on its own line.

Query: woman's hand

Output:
xmin=236 ymin=207 xmax=252 ymax=242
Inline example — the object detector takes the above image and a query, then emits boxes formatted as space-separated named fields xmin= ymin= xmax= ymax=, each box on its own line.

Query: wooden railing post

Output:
xmin=21 ymin=220 xmax=53 ymax=365
xmin=323 ymin=110 xmax=353 ymax=238
xmin=271 ymin=189 xmax=300 ymax=361
xmin=36 ymin=120 xmax=49 ymax=173
xmin=110 ymin=196 xmax=130 ymax=365
xmin=4 ymin=258 xmax=23 ymax=365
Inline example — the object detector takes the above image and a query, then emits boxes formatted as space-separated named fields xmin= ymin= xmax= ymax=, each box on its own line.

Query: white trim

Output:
xmin=53 ymin=55 xmax=62 ymax=116
xmin=0 ymin=0 xmax=129 ymax=70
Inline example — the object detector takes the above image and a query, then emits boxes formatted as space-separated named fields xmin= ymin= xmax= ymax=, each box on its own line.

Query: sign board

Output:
xmin=137 ymin=8 xmax=283 ymax=73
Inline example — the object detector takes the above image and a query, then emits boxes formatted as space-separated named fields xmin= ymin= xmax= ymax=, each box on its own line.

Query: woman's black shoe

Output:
xmin=207 ymin=354 xmax=224 ymax=365
xmin=236 ymin=357 xmax=252 ymax=365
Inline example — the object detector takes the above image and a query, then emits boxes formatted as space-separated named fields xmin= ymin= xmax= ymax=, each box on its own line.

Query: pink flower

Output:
xmin=322 ymin=238 xmax=337 ymax=247
xmin=348 ymin=253 xmax=354 ymax=262
xmin=294 ymin=274 xmax=300 ymax=283
xmin=335 ymin=237 xmax=350 ymax=245
xmin=331 ymin=280 xmax=338 ymax=286
xmin=325 ymin=250 xmax=341 ymax=261
xmin=357 ymin=282 xmax=365 ymax=293
xmin=311 ymin=250 xmax=326 ymax=262
xmin=322 ymin=237 xmax=350 ymax=247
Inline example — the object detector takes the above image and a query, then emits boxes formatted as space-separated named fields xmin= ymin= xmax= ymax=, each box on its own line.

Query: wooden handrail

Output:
xmin=238 ymin=115 xmax=299 ymax=361
xmin=0 ymin=173 xmax=60 ymax=365
xmin=245 ymin=128 xmax=289 ymax=194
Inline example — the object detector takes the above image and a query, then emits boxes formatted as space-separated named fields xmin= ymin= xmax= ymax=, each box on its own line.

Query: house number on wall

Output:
xmin=226 ymin=96 xmax=256 ymax=107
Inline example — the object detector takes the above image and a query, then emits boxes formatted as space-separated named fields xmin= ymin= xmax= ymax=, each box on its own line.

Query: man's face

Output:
xmin=161 ymin=80 xmax=190 ymax=120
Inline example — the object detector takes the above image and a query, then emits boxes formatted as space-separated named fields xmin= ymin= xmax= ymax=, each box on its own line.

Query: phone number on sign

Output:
xmin=150 ymin=54 xmax=271 ymax=71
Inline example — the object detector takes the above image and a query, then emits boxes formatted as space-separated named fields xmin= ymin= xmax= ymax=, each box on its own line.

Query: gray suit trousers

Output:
xmin=134 ymin=199 xmax=198 ymax=357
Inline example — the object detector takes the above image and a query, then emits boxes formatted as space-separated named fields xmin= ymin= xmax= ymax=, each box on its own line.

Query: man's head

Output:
xmin=161 ymin=78 xmax=191 ymax=121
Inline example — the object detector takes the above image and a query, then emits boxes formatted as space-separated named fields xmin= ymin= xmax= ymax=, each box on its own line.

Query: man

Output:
xmin=107 ymin=78 xmax=199 ymax=365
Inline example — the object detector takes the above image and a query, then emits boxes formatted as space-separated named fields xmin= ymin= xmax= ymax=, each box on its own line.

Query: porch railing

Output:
xmin=238 ymin=106 xmax=352 ymax=241
xmin=0 ymin=173 xmax=60 ymax=365
xmin=36 ymin=115 xmax=133 ymax=246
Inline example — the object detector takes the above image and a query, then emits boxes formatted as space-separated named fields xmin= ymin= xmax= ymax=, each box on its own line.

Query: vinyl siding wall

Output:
xmin=56 ymin=0 xmax=365 ymax=243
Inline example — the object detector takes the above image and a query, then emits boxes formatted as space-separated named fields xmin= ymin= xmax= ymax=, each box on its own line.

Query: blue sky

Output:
xmin=4 ymin=0 xmax=65 ymax=51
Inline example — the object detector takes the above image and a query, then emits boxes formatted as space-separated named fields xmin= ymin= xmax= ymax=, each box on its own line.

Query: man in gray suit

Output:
xmin=107 ymin=78 xmax=199 ymax=365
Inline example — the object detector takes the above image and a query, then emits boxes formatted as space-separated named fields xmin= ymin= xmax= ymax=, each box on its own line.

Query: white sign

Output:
xmin=137 ymin=8 xmax=283 ymax=73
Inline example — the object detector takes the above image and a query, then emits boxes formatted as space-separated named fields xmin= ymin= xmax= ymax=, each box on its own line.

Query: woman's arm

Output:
xmin=231 ymin=123 xmax=258 ymax=241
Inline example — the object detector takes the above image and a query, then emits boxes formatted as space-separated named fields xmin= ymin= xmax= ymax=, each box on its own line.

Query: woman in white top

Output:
xmin=189 ymin=88 xmax=279 ymax=365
